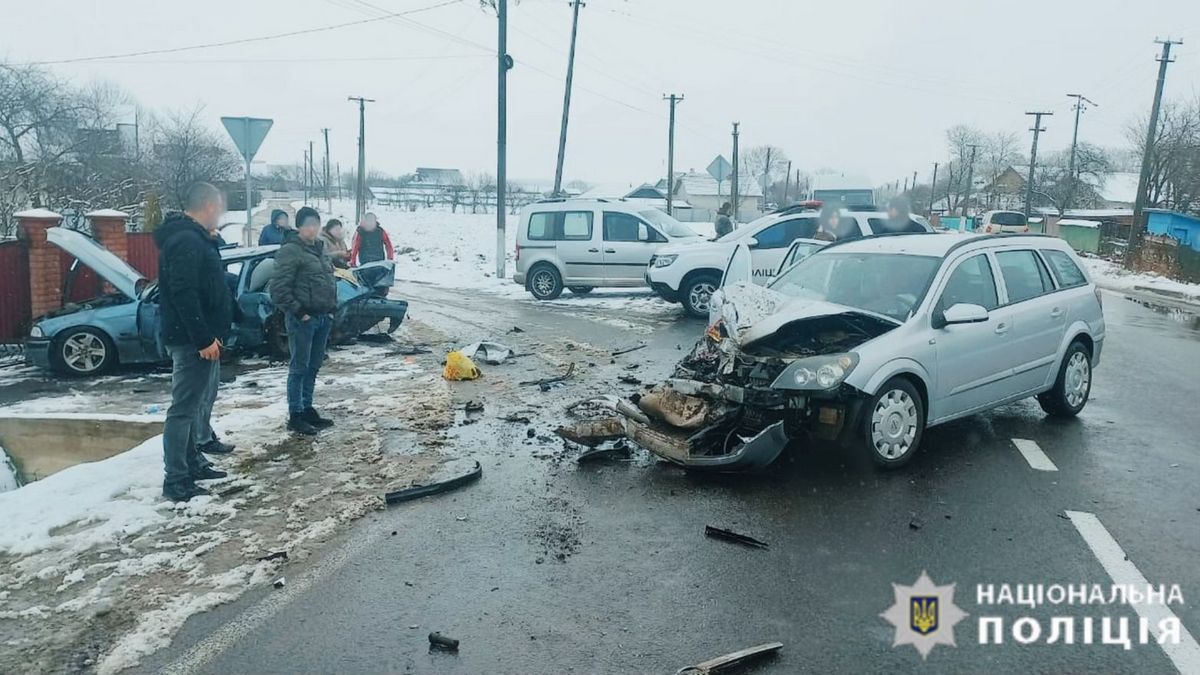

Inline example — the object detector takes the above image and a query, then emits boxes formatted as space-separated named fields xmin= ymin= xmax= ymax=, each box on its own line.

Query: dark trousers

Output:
xmin=163 ymin=345 xmax=217 ymax=489
xmin=286 ymin=313 xmax=331 ymax=414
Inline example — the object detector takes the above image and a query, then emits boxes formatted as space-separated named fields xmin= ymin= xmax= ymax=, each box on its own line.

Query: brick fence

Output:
xmin=0 ymin=209 xmax=160 ymax=343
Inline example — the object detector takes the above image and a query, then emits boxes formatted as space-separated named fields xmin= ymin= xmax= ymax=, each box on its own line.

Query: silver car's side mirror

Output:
xmin=938 ymin=303 xmax=989 ymax=327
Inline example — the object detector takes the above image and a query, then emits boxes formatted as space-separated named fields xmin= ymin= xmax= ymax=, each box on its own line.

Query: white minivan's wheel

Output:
xmin=1038 ymin=340 xmax=1091 ymax=417
xmin=681 ymin=273 xmax=720 ymax=318
xmin=52 ymin=327 xmax=116 ymax=376
xmin=864 ymin=377 xmax=924 ymax=469
xmin=528 ymin=264 xmax=564 ymax=301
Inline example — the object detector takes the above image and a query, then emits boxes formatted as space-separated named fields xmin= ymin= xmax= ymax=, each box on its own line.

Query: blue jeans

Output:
xmin=286 ymin=313 xmax=331 ymax=414
xmin=196 ymin=357 xmax=220 ymax=446
xmin=163 ymin=345 xmax=217 ymax=489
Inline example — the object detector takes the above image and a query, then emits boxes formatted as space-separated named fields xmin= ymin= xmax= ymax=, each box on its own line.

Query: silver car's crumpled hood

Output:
xmin=712 ymin=282 xmax=899 ymax=347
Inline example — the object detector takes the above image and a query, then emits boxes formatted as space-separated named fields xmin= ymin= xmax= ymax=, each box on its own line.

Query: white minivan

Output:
xmin=513 ymin=199 xmax=701 ymax=300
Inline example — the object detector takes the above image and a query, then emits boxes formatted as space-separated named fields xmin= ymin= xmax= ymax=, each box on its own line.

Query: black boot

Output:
xmin=288 ymin=413 xmax=319 ymax=436
xmin=199 ymin=438 xmax=236 ymax=455
xmin=302 ymin=407 xmax=335 ymax=429
xmin=163 ymin=482 xmax=211 ymax=503
xmin=193 ymin=466 xmax=228 ymax=481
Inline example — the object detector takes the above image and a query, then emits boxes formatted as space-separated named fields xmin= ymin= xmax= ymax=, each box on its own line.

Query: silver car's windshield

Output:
xmin=638 ymin=209 xmax=697 ymax=238
xmin=769 ymin=251 xmax=941 ymax=322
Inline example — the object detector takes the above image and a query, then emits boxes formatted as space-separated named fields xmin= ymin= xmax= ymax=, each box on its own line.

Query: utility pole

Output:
xmin=730 ymin=122 xmax=740 ymax=220
xmin=912 ymin=170 xmax=918 ymax=192
xmin=760 ymin=147 xmax=774 ymax=206
xmin=963 ymin=143 xmax=979 ymax=217
xmin=322 ymin=128 xmax=332 ymax=214
xmin=903 ymin=176 xmax=909 ymax=192
xmin=929 ymin=162 xmax=939 ymax=215
xmin=348 ymin=96 xmax=375 ymax=226
xmin=308 ymin=140 xmax=315 ymax=206
xmin=1066 ymin=94 xmax=1097 ymax=178
xmin=663 ymin=94 xmax=683 ymax=215
xmin=552 ymin=0 xmax=584 ymax=196
xmin=496 ymin=0 xmax=511 ymax=279
xmin=303 ymin=149 xmax=309 ymax=204
xmin=1023 ymin=112 xmax=1053 ymax=219
xmin=1127 ymin=38 xmax=1183 ymax=264
xmin=782 ymin=160 xmax=792 ymax=203
xmin=336 ymin=162 xmax=342 ymax=201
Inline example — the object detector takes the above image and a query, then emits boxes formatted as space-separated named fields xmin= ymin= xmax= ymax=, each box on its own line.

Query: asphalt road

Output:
xmin=140 ymin=285 xmax=1200 ymax=675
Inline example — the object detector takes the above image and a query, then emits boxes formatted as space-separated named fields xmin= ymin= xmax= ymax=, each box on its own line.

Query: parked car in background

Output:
xmin=25 ymin=228 xmax=408 ymax=376
xmin=979 ymin=210 xmax=1030 ymax=233
xmin=513 ymin=199 xmax=701 ymax=300
xmin=646 ymin=205 xmax=934 ymax=317
xmin=647 ymin=232 xmax=1104 ymax=470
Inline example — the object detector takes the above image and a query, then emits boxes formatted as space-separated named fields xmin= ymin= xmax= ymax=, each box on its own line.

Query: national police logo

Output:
xmin=911 ymin=596 xmax=938 ymax=635
xmin=880 ymin=571 xmax=967 ymax=659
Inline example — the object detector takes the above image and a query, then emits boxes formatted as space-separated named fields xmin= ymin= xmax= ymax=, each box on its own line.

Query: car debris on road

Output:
xmin=704 ymin=525 xmax=769 ymax=549
xmin=675 ymin=642 xmax=783 ymax=674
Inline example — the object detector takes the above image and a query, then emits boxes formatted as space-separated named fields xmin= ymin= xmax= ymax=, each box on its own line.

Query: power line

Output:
xmin=25 ymin=0 xmax=465 ymax=65
xmin=68 ymin=54 xmax=488 ymax=65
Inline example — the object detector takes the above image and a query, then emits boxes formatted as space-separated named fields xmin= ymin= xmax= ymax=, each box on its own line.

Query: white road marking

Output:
xmin=1066 ymin=511 xmax=1200 ymax=674
xmin=1012 ymin=438 xmax=1058 ymax=471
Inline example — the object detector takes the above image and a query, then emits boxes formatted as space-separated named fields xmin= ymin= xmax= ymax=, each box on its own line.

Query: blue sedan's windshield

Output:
xmin=769 ymin=251 xmax=941 ymax=322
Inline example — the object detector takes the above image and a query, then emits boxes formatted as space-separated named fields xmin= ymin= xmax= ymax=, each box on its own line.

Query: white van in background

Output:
xmin=513 ymin=199 xmax=701 ymax=300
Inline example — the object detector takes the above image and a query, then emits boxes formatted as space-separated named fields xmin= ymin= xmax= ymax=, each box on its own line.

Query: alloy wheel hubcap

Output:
xmin=689 ymin=282 xmax=716 ymax=312
xmin=1064 ymin=351 xmax=1090 ymax=408
xmin=64 ymin=333 xmax=105 ymax=372
xmin=532 ymin=271 xmax=555 ymax=297
xmin=871 ymin=389 xmax=917 ymax=459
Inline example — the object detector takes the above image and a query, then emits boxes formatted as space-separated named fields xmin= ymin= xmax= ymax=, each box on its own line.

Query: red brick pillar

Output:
xmin=15 ymin=208 xmax=65 ymax=319
xmin=87 ymin=209 xmax=130 ymax=262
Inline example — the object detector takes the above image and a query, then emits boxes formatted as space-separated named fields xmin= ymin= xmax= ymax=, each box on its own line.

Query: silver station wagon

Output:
xmin=624 ymin=232 xmax=1106 ymax=470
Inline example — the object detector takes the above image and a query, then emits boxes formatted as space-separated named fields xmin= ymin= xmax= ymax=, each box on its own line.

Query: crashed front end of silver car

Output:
xmin=583 ymin=284 xmax=900 ymax=471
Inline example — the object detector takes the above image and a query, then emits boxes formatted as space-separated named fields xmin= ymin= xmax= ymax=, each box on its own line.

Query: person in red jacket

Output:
xmin=349 ymin=212 xmax=394 ymax=266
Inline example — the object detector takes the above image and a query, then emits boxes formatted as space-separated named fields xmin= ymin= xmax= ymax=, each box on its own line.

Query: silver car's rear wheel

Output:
xmin=865 ymin=377 xmax=924 ymax=469
xmin=681 ymin=273 xmax=720 ymax=318
xmin=1038 ymin=340 xmax=1092 ymax=417
xmin=528 ymin=264 xmax=563 ymax=301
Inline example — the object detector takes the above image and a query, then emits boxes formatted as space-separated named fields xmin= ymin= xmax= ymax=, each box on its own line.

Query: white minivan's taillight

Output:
xmin=515 ymin=245 xmax=521 ymax=262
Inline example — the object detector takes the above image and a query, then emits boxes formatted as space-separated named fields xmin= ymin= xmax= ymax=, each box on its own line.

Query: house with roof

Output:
xmin=413 ymin=167 xmax=465 ymax=186
xmin=666 ymin=171 xmax=762 ymax=222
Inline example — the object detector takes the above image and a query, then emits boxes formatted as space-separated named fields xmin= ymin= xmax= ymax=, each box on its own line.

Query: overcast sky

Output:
xmin=5 ymin=0 xmax=1200 ymax=189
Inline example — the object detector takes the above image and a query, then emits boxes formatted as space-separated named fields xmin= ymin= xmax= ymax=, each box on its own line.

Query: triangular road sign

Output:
xmin=221 ymin=116 xmax=273 ymax=162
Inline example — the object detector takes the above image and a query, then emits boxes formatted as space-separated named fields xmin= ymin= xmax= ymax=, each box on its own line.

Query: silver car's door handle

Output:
xmin=587 ymin=248 xmax=600 ymax=253
xmin=604 ymin=248 xmax=616 ymax=253
xmin=994 ymin=322 xmax=1009 ymax=334
xmin=1050 ymin=307 xmax=1063 ymax=318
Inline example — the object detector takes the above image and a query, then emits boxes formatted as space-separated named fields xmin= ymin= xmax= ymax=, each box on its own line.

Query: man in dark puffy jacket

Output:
xmin=270 ymin=206 xmax=338 ymax=436
xmin=155 ymin=183 xmax=234 ymax=502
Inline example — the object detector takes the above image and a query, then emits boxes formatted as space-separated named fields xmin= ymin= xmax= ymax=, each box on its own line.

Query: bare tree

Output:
xmin=742 ymin=145 xmax=789 ymax=204
xmin=148 ymin=106 xmax=241 ymax=209
xmin=1032 ymin=143 xmax=1112 ymax=215
xmin=1126 ymin=99 xmax=1200 ymax=216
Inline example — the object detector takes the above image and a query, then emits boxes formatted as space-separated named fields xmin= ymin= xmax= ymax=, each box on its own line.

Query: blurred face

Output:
xmin=298 ymin=216 xmax=320 ymax=242
xmin=828 ymin=213 xmax=841 ymax=230
xmin=275 ymin=214 xmax=290 ymax=229
xmin=888 ymin=207 xmax=902 ymax=220
xmin=361 ymin=214 xmax=377 ymax=231
xmin=327 ymin=224 xmax=343 ymax=239
xmin=197 ymin=196 xmax=225 ymax=232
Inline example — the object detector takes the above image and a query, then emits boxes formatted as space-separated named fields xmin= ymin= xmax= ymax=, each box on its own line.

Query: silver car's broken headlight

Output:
xmin=771 ymin=353 xmax=859 ymax=391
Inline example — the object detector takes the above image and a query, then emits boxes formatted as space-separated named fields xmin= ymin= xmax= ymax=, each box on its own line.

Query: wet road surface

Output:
xmin=139 ymin=287 xmax=1200 ymax=674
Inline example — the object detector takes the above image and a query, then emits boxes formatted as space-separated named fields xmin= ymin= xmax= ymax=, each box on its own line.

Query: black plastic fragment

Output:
xmin=385 ymin=461 xmax=482 ymax=506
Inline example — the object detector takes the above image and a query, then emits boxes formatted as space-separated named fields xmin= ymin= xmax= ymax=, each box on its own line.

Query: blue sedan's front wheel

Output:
xmin=52 ymin=327 xmax=116 ymax=376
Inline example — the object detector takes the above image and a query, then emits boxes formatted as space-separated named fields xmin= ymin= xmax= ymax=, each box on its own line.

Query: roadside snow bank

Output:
xmin=1081 ymin=257 xmax=1200 ymax=301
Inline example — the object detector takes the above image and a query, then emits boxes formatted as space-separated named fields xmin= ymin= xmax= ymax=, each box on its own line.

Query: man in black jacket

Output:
xmin=270 ymin=207 xmax=338 ymax=436
xmin=155 ymin=183 xmax=234 ymax=502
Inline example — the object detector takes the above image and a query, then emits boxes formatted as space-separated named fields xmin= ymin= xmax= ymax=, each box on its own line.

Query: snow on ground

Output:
xmin=0 ymin=327 xmax=457 ymax=673
xmin=1081 ymin=257 xmax=1200 ymax=301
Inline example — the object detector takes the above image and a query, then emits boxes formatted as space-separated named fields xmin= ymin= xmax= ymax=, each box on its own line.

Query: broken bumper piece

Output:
xmin=624 ymin=417 xmax=788 ymax=471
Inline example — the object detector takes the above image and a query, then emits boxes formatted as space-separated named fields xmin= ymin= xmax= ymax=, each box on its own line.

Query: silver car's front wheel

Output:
xmin=54 ymin=327 xmax=115 ymax=376
xmin=681 ymin=273 xmax=721 ymax=318
xmin=865 ymin=377 xmax=924 ymax=469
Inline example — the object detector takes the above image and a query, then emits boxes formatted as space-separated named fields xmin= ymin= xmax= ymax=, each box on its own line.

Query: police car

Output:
xmin=646 ymin=204 xmax=933 ymax=317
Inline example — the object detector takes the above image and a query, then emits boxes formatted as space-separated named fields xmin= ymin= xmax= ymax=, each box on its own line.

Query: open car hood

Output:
xmin=714 ymin=282 xmax=900 ymax=348
xmin=47 ymin=227 xmax=145 ymax=300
